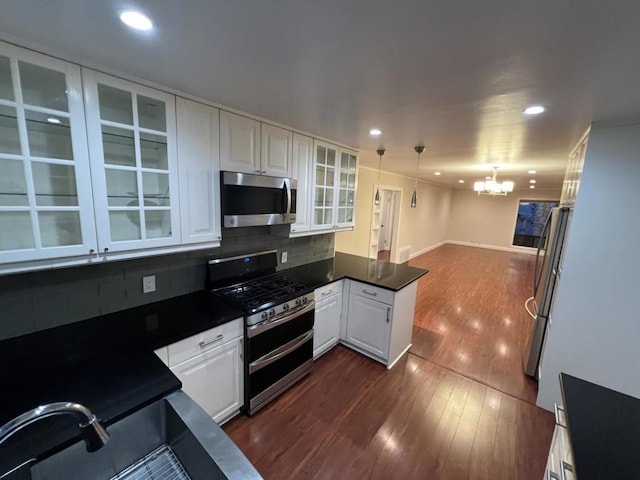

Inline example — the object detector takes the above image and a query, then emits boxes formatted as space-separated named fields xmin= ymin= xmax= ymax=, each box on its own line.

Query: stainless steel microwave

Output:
xmin=221 ymin=171 xmax=297 ymax=228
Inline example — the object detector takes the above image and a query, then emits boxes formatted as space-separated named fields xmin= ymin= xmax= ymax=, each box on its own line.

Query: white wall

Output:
xmin=537 ymin=120 xmax=640 ymax=410
xmin=335 ymin=167 xmax=452 ymax=258
xmin=447 ymin=188 xmax=561 ymax=252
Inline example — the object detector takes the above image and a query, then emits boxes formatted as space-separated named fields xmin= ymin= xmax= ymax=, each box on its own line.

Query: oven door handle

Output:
xmin=247 ymin=302 xmax=315 ymax=338
xmin=249 ymin=330 xmax=314 ymax=374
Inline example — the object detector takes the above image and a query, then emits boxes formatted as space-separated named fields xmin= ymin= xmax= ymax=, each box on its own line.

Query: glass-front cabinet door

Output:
xmin=337 ymin=149 xmax=358 ymax=228
xmin=83 ymin=69 xmax=180 ymax=253
xmin=311 ymin=140 xmax=337 ymax=230
xmin=310 ymin=141 xmax=358 ymax=232
xmin=0 ymin=43 xmax=96 ymax=265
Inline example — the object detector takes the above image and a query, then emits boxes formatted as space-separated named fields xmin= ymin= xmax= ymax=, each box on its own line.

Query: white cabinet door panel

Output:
xmin=176 ymin=97 xmax=221 ymax=245
xmin=261 ymin=123 xmax=292 ymax=177
xmin=290 ymin=133 xmax=312 ymax=234
xmin=170 ymin=337 xmax=243 ymax=425
xmin=346 ymin=294 xmax=391 ymax=359
xmin=220 ymin=111 xmax=260 ymax=174
xmin=314 ymin=293 xmax=342 ymax=358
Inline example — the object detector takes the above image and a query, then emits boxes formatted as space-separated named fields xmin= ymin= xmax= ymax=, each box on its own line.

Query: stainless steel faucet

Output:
xmin=0 ymin=402 xmax=110 ymax=452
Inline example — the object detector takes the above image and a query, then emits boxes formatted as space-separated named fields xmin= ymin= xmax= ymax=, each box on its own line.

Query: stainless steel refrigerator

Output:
xmin=524 ymin=206 xmax=573 ymax=378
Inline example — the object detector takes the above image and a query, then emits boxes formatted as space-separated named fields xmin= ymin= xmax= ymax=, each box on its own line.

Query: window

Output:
xmin=513 ymin=200 xmax=559 ymax=248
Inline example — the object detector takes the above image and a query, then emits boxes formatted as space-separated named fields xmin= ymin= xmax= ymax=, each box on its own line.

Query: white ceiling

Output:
xmin=2 ymin=1 xmax=640 ymax=190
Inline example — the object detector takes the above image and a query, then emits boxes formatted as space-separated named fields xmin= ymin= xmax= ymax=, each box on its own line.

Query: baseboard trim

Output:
xmin=445 ymin=240 xmax=537 ymax=255
xmin=408 ymin=241 xmax=447 ymax=260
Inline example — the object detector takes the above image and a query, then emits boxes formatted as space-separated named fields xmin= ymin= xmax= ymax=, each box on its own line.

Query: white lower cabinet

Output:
xmin=159 ymin=318 xmax=244 ymax=425
xmin=170 ymin=336 xmax=243 ymax=425
xmin=343 ymin=280 xmax=417 ymax=368
xmin=313 ymin=281 xmax=343 ymax=358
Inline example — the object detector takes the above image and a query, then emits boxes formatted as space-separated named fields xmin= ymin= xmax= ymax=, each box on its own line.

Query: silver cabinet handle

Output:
xmin=199 ymin=334 xmax=224 ymax=349
xmin=321 ymin=290 xmax=334 ymax=297
xmin=362 ymin=289 xmax=377 ymax=297
xmin=261 ymin=170 xmax=267 ymax=174
xmin=255 ymin=170 xmax=261 ymax=173
xmin=554 ymin=403 xmax=567 ymax=428
xmin=386 ymin=306 xmax=391 ymax=323
xmin=560 ymin=461 xmax=574 ymax=480
xmin=548 ymin=471 xmax=560 ymax=480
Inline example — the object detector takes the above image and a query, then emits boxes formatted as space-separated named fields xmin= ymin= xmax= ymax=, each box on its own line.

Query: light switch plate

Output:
xmin=281 ymin=251 xmax=288 ymax=263
xmin=143 ymin=275 xmax=156 ymax=293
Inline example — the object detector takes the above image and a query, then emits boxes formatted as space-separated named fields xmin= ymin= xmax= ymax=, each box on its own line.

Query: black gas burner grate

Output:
xmin=212 ymin=274 xmax=308 ymax=310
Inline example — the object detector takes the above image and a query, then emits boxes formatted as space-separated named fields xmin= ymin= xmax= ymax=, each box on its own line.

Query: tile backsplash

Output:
xmin=0 ymin=227 xmax=334 ymax=341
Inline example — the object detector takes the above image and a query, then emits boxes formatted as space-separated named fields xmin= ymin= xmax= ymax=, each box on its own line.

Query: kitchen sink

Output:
xmin=2 ymin=391 xmax=261 ymax=480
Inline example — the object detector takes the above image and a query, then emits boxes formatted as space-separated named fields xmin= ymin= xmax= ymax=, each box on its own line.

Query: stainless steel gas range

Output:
xmin=207 ymin=250 xmax=314 ymax=415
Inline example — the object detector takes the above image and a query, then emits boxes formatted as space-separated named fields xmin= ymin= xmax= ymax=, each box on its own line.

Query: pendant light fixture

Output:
xmin=411 ymin=145 xmax=425 ymax=208
xmin=374 ymin=147 xmax=385 ymax=206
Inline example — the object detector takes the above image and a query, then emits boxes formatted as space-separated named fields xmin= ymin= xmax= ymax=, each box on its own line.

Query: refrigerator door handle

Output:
xmin=533 ymin=210 xmax=553 ymax=297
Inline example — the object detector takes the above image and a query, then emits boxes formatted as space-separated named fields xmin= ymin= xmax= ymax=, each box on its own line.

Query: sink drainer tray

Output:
xmin=110 ymin=445 xmax=191 ymax=480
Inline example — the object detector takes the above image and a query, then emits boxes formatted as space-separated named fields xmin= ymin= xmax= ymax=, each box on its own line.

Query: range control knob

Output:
xmin=261 ymin=312 xmax=268 ymax=321
xmin=269 ymin=309 xmax=276 ymax=317
xmin=283 ymin=304 xmax=289 ymax=311
xmin=296 ymin=298 xmax=302 ymax=306
xmin=302 ymin=296 xmax=308 ymax=305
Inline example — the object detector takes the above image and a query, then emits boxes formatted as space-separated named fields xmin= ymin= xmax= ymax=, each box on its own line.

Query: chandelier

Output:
xmin=473 ymin=167 xmax=514 ymax=196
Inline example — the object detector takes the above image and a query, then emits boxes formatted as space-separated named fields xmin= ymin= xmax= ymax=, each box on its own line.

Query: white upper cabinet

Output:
xmin=176 ymin=97 xmax=221 ymax=246
xmin=0 ymin=42 xmax=97 ymax=265
xmin=82 ymin=69 xmax=181 ymax=253
xmin=220 ymin=110 xmax=292 ymax=177
xmin=310 ymin=140 xmax=358 ymax=232
xmin=337 ymin=149 xmax=358 ymax=228
xmin=219 ymin=111 xmax=261 ymax=174
xmin=260 ymin=123 xmax=292 ymax=177
xmin=290 ymin=133 xmax=313 ymax=234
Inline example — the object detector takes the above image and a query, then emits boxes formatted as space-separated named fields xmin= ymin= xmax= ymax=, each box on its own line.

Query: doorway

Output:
xmin=369 ymin=187 xmax=401 ymax=262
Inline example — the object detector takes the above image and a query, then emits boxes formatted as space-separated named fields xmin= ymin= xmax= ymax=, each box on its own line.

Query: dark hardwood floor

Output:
xmin=224 ymin=245 xmax=554 ymax=479
xmin=408 ymin=244 xmax=538 ymax=403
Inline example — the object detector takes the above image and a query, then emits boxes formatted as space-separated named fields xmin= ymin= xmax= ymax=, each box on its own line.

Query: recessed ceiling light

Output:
xmin=458 ymin=179 xmax=465 ymax=184
xmin=369 ymin=128 xmax=382 ymax=136
xmin=523 ymin=105 xmax=545 ymax=115
xmin=528 ymin=169 xmax=537 ymax=174
xmin=434 ymin=171 xmax=441 ymax=176
xmin=46 ymin=117 xmax=61 ymax=124
xmin=485 ymin=176 xmax=491 ymax=180
xmin=120 ymin=11 xmax=154 ymax=31
xmin=529 ymin=179 xmax=536 ymax=184
xmin=530 ymin=185 xmax=536 ymax=189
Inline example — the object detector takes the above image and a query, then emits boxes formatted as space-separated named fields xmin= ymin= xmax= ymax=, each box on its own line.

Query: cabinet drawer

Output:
xmin=168 ymin=317 xmax=243 ymax=367
xmin=349 ymin=280 xmax=394 ymax=305
xmin=315 ymin=280 xmax=343 ymax=301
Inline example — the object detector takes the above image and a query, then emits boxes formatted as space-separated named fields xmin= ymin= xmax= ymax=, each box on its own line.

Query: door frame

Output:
xmin=369 ymin=185 xmax=402 ymax=263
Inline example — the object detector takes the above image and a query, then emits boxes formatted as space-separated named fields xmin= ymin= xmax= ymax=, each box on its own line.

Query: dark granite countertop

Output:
xmin=282 ymin=252 xmax=428 ymax=292
xmin=0 ymin=292 xmax=244 ymax=471
xmin=0 ymin=252 xmax=426 ymax=471
xmin=561 ymin=373 xmax=640 ymax=479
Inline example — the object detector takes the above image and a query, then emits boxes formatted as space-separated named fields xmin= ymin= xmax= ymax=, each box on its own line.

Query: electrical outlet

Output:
xmin=142 ymin=275 xmax=156 ymax=293
xmin=281 ymin=251 xmax=288 ymax=263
